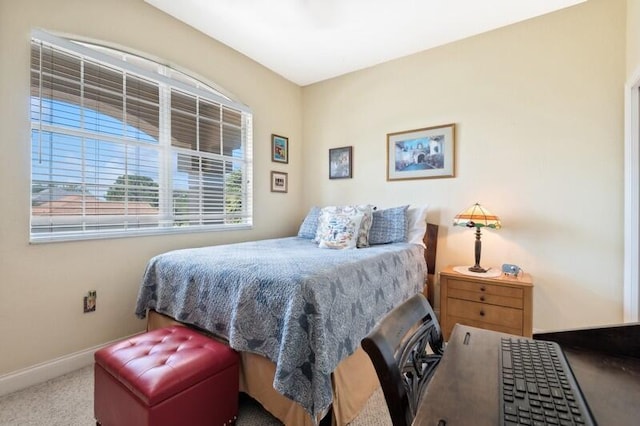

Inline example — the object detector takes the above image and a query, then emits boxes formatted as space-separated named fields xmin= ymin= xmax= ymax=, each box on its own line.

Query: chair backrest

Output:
xmin=361 ymin=293 xmax=444 ymax=426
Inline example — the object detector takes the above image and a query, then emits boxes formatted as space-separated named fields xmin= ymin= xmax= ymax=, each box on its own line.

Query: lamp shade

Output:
xmin=453 ymin=203 xmax=501 ymax=229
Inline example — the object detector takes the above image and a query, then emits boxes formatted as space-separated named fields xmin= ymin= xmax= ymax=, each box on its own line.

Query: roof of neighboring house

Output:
xmin=32 ymin=194 xmax=158 ymax=215
xmin=32 ymin=188 xmax=98 ymax=206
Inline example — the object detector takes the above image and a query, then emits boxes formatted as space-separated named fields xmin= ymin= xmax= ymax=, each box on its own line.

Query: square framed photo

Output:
xmin=270 ymin=171 xmax=288 ymax=193
xmin=387 ymin=123 xmax=455 ymax=181
xmin=329 ymin=146 xmax=353 ymax=179
xmin=272 ymin=134 xmax=289 ymax=164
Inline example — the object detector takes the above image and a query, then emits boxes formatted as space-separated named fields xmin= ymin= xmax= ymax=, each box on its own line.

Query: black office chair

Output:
xmin=361 ymin=293 xmax=444 ymax=426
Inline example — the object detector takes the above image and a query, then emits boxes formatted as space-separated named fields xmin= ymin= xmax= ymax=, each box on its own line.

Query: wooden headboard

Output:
xmin=423 ymin=223 xmax=439 ymax=307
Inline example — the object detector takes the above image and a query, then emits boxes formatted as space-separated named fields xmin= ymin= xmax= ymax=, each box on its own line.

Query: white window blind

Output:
xmin=30 ymin=30 xmax=253 ymax=242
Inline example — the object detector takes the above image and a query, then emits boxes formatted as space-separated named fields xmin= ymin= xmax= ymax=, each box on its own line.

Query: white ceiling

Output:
xmin=144 ymin=0 xmax=586 ymax=86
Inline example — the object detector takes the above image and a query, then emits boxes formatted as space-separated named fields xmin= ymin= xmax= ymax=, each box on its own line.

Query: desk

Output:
xmin=413 ymin=324 xmax=640 ymax=425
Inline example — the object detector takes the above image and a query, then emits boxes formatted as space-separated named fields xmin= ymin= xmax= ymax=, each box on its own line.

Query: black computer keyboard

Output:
xmin=499 ymin=337 xmax=597 ymax=426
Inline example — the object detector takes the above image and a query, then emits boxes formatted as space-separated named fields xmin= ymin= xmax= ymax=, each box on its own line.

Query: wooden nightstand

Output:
xmin=439 ymin=265 xmax=533 ymax=340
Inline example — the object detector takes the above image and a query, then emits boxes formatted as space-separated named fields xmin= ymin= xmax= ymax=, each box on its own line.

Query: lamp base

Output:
xmin=468 ymin=265 xmax=488 ymax=273
xmin=453 ymin=266 xmax=501 ymax=277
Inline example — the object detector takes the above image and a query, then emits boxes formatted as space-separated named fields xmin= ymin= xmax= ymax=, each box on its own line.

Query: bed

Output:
xmin=134 ymin=205 xmax=438 ymax=425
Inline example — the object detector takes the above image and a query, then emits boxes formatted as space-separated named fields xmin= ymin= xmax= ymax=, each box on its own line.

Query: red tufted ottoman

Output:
xmin=94 ymin=325 xmax=239 ymax=426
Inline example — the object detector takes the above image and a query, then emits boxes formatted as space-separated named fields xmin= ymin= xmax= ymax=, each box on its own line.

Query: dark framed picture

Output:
xmin=272 ymin=134 xmax=288 ymax=164
xmin=329 ymin=146 xmax=353 ymax=179
xmin=386 ymin=123 xmax=455 ymax=181
xmin=270 ymin=171 xmax=288 ymax=193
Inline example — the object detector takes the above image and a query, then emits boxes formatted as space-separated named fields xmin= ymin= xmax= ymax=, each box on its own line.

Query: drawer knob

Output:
xmin=479 ymin=296 xmax=485 ymax=302
xmin=480 ymin=286 xmax=486 ymax=292
xmin=479 ymin=310 xmax=485 ymax=317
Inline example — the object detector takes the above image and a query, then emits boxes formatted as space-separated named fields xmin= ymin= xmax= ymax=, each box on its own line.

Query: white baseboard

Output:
xmin=0 ymin=334 xmax=136 ymax=398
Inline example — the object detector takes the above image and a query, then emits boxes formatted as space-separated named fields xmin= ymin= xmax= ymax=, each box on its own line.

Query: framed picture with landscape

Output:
xmin=272 ymin=134 xmax=289 ymax=164
xmin=386 ymin=123 xmax=455 ymax=181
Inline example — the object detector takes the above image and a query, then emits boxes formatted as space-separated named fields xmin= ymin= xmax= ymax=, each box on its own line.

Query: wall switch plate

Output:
xmin=83 ymin=290 xmax=96 ymax=313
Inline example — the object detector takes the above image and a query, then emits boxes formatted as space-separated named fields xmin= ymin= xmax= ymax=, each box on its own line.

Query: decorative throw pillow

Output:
xmin=315 ymin=204 xmax=374 ymax=248
xmin=369 ymin=205 xmax=410 ymax=245
xmin=317 ymin=212 xmax=364 ymax=250
xmin=297 ymin=206 xmax=321 ymax=239
xmin=406 ymin=205 xmax=429 ymax=248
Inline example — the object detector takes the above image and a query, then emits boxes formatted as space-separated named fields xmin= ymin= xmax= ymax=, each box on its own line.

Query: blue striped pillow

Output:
xmin=368 ymin=205 xmax=410 ymax=245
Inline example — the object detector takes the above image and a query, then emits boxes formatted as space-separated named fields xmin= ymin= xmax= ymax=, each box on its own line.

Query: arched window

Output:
xmin=30 ymin=30 xmax=253 ymax=242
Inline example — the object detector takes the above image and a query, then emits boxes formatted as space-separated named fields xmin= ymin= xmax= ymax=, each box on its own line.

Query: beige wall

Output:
xmin=0 ymin=0 xmax=302 ymax=375
xmin=302 ymin=0 xmax=626 ymax=331
xmin=629 ymin=0 xmax=640 ymax=78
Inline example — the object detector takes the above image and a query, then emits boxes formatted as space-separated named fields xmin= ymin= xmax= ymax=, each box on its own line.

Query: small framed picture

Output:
xmin=329 ymin=146 xmax=353 ymax=179
xmin=272 ymin=134 xmax=289 ymax=164
xmin=387 ymin=123 xmax=455 ymax=181
xmin=270 ymin=171 xmax=288 ymax=193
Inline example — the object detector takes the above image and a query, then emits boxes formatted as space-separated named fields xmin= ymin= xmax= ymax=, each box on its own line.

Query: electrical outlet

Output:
xmin=84 ymin=290 xmax=96 ymax=313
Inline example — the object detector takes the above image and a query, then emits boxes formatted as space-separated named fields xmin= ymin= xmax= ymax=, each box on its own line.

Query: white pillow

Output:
xmin=406 ymin=205 xmax=429 ymax=248
xmin=317 ymin=212 xmax=364 ymax=250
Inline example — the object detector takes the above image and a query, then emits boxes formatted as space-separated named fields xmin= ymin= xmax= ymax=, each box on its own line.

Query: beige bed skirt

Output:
xmin=147 ymin=310 xmax=381 ymax=426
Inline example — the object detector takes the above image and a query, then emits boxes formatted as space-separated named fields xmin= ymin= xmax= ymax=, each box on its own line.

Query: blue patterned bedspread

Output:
xmin=135 ymin=237 xmax=426 ymax=418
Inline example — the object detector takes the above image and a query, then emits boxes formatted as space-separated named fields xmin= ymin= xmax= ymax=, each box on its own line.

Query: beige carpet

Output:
xmin=0 ymin=365 xmax=391 ymax=425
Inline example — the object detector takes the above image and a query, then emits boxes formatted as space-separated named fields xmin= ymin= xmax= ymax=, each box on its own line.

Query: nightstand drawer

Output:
xmin=448 ymin=287 xmax=523 ymax=309
xmin=447 ymin=298 xmax=523 ymax=330
xmin=447 ymin=278 xmax=523 ymax=298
